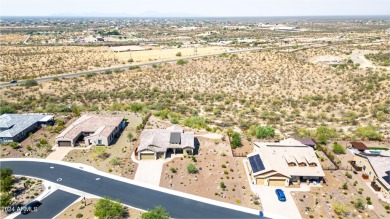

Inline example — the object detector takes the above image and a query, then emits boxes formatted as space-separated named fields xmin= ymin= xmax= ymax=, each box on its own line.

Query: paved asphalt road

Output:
xmin=1 ymin=161 xmax=263 ymax=218
xmin=16 ymin=190 xmax=80 ymax=219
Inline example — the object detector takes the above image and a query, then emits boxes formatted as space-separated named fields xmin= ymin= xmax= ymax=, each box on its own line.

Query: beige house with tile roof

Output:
xmin=55 ymin=115 xmax=125 ymax=147
xmin=137 ymin=125 xmax=195 ymax=160
xmin=354 ymin=151 xmax=390 ymax=199
xmin=247 ymin=138 xmax=325 ymax=186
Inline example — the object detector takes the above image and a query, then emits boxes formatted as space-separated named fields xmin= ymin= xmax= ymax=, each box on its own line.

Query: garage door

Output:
xmin=140 ymin=153 xmax=155 ymax=160
xmin=58 ymin=141 xmax=71 ymax=147
xmin=268 ymin=179 xmax=286 ymax=186
xmin=256 ymin=178 xmax=265 ymax=185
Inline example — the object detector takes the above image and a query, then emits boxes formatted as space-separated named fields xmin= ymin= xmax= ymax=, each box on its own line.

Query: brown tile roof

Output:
xmin=350 ymin=142 xmax=368 ymax=150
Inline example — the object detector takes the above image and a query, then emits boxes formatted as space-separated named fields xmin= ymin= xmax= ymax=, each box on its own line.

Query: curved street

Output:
xmin=0 ymin=160 xmax=263 ymax=219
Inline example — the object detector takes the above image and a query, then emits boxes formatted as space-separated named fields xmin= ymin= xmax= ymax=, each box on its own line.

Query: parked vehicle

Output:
xmin=21 ymin=200 xmax=41 ymax=214
xmin=9 ymin=80 xmax=17 ymax=83
xmin=275 ymin=189 xmax=286 ymax=202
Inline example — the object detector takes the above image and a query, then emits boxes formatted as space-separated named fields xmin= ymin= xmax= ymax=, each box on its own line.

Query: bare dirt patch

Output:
xmin=160 ymin=136 xmax=261 ymax=209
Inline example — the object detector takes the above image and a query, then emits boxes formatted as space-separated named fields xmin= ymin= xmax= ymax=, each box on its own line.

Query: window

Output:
xmin=98 ymin=140 xmax=102 ymax=145
xmin=369 ymin=171 xmax=371 ymax=176
xmin=363 ymin=165 xmax=366 ymax=171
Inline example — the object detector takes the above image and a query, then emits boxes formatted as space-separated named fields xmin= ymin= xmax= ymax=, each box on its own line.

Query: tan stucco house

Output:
xmin=137 ymin=125 xmax=195 ymax=160
xmin=354 ymin=151 xmax=390 ymax=199
xmin=55 ymin=115 xmax=125 ymax=147
xmin=247 ymin=138 xmax=325 ymax=187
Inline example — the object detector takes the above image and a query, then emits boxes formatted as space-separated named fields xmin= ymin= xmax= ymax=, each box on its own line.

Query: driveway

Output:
xmin=16 ymin=190 xmax=80 ymax=219
xmin=255 ymin=186 xmax=302 ymax=219
xmin=242 ymin=160 xmax=302 ymax=219
xmin=134 ymin=160 xmax=165 ymax=186
xmin=46 ymin=146 xmax=91 ymax=161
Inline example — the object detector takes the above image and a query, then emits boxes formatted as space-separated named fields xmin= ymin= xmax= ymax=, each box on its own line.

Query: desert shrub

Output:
xmin=354 ymin=198 xmax=365 ymax=210
xmin=315 ymin=126 xmax=338 ymax=144
xmin=255 ymin=126 xmax=275 ymax=139
xmin=170 ymin=167 xmax=177 ymax=173
xmin=182 ymin=116 xmax=207 ymax=129
xmin=364 ymin=52 xmax=390 ymax=66
xmin=186 ymin=163 xmax=198 ymax=174
xmin=333 ymin=142 xmax=346 ymax=154
xmin=177 ymin=59 xmax=188 ymax=65
xmin=0 ymin=105 xmax=16 ymax=115
xmin=9 ymin=142 xmax=18 ymax=149
xmin=220 ymin=182 xmax=226 ymax=189
xmin=231 ymin=132 xmax=242 ymax=149
xmin=22 ymin=79 xmax=38 ymax=87
xmin=94 ymin=197 xmax=124 ymax=219
xmin=76 ymin=213 xmax=83 ymax=218
xmin=176 ymin=52 xmax=182 ymax=57
xmin=130 ymin=103 xmax=143 ymax=112
xmin=142 ymin=206 xmax=170 ymax=219
xmin=127 ymin=132 xmax=134 ymax=141
xmin=333 ymin=203 xmax=350 ymax=216
xmin=110 ymin=157 xmax=121 ymax=166
xmin=354 ymin=126 xmax=384 ymax=141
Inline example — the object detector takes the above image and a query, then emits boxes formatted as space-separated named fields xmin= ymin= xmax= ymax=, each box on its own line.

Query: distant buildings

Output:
xmin=137 ymin=125 xmax=195 ymax=160
xmin=55 ymin=115 xmax=125 ymax=147
xmin=0 ymin=114 xmax=54 ymax=144
xmin=247 ymin=138 xmax=325 ymax=187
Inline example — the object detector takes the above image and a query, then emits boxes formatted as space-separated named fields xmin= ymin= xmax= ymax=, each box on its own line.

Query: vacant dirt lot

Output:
xmin=160 ymin=136 xmax=261 ymax=209
xmin=0 ymin=45 xmax=229 ymax=81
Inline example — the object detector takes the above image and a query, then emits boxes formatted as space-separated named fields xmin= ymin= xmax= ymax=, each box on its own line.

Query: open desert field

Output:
xmin=0 ymin=45 xmax=230 ymax=81
xmin=1 ymin=48 xmax=388 ymax=140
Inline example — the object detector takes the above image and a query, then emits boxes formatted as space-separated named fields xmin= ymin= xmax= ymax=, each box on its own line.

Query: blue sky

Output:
xmin=1 ymin=0 xmax=389 ymax=17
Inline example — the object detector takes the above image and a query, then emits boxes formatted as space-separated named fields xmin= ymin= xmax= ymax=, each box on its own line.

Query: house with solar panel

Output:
xmin=137 ymin=125 xmax=195 ymax=160
xmin=247 ymin=138 xmax=325 ymax=187
xmin=0 ymin=114 xmax=54 ymax=144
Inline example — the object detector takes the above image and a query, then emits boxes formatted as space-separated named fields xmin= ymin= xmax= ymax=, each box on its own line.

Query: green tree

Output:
xmin=355 ymin=126 xmax=384 ymax=141
xmin=256 ymin=126 xmax=275 ymax=139
xmin=94 ymin=197 xmax=125 ymax=219
xmin=141 ymin=206 xmax=170 ymax=219
xmin=231 ymin=132 xmax=242 ymax=149
xmin=0 ymin=168 xmax=14 ymax=193
xmin=0 ymin=194 xmax=12 ymax=208
xmin=186 ymin=163 xmax=198 ymax=174
xmin=315 ymin=126 xmax=338 ymax=144
xmin=332 ymin=142 xmax=346 ymax=154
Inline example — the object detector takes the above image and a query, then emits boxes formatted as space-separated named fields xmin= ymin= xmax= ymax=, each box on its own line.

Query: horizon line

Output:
xmin=1 ymin=14 xmax=389 ymax=18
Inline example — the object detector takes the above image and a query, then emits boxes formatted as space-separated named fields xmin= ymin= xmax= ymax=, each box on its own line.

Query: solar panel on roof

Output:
xmin=249 ymin=154 xmax=265 ymax=173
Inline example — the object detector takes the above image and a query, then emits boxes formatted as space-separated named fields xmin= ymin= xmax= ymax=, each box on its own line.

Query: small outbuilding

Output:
xmin=350 ymin=142 xmax=368 ymax=151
